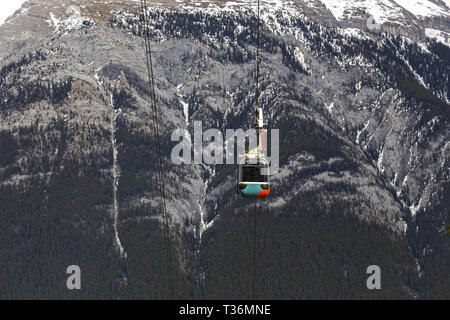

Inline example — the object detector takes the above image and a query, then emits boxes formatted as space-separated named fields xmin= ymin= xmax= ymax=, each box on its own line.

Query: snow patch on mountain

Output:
xmin=356 ymin=120 xmax=371 ymax=144
xmin=172 ymin=0 xmax=293 ymax=11
xmin=392 ymin=0 xmax=450 ymax=18
xmin=425 ymin=28 xmax=450 ymax=48
xmin=339 ymin=28 xmax=369 ymax=39
xmin=46 ymin=6 xmax=93 ymax=34
xmin=325 ymin=102 xmax=334 ymax=113
xmin=318 ymin=0 xmax=450 ymax=25
xmin=319 ymin=0 xmax=403 ymax=23
xmin=110 ymin=93 xmax=127 ymax=259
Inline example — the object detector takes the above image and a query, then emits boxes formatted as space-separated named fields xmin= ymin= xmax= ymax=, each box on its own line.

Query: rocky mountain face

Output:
xmin=0 ymin=0 xmax=448 ymax=299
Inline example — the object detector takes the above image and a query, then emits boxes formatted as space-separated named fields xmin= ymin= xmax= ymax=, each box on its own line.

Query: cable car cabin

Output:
xmin=237 ymin=158 xmax=270 ymax=198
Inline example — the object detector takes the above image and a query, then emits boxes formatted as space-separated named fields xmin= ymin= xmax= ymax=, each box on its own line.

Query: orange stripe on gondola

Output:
xmin=255 ymin=189 xmax=270 ymax=198
xmin=262 ymin=130 xmax=265 ymax=150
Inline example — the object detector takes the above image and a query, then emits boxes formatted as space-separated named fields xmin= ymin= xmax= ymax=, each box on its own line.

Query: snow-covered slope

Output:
xmin=317 ymin=0 xmax=450 ymax=21
xmin=318 ymin=0 xmax=405 ymax=23
xmin=392 ymin=0 xmax=450 ymax=18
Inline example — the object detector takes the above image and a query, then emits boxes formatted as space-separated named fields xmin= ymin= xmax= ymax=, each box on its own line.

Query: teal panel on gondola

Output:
xmin=238 ymin=184 xmax=263 ymax=198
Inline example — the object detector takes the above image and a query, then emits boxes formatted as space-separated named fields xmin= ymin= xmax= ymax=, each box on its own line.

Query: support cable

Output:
xmin=252 ymin=198 xmax=257 ymax=300
xmin=252 ymin=0 xmax=261 ymax=301
xmin=140 ymin=0 xmax=175 ymax=299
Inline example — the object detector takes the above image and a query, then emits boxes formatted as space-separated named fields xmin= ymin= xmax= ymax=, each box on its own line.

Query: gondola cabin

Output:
xmin=237 ymin=157 xmax=270 ymax=198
